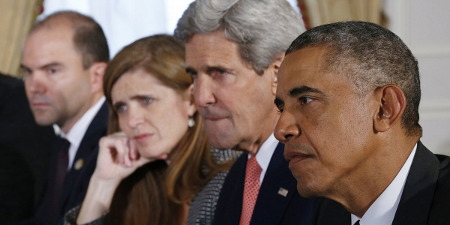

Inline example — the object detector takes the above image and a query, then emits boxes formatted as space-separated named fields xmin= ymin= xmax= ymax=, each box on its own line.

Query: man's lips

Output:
xmin=29 ymin=95 xmax=51 ymax=108
xmin=285 ymin=151 xmax=311 ymax=168
xmin=31 ymin=102 xmax=50 ymax=109
xmin=199 ymin=108 xmax=229 ymax=121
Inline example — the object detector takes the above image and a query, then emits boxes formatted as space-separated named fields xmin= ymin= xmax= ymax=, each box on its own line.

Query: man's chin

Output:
xmin=204 ymin=121 xmax=240 ymax=147
xmin=208 ymin=135 xmax=239 ymax=150
xmin=33 ymin=114 xmax=57 ymax=127
xmin=210 ymin=141 xmax=235 ymax=150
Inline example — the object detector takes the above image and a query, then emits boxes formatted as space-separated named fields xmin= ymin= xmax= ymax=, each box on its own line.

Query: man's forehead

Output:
xmin=280 ymin=47 xmax=328 ymax=76
xmin=185 ymin=34 xmax=243 ymax=70
xmin=277 ymin=48 xmax=329 ymax=94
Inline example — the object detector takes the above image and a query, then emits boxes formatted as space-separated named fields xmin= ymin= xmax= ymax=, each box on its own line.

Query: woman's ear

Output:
xmin=373 ymin=85 xmax=406 ymax=132
xmin=186 ymin=84 xmax=197 ymax=116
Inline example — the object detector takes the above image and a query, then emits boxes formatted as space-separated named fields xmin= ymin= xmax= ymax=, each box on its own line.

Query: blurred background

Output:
xmin=0 ymin=0 xmax=449 ymax=155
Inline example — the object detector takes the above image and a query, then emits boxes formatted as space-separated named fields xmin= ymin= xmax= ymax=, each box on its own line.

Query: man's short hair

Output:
xmin=30 ymin=10 xmax=109 ymax=69
xmin=286 ymin=21 xmax=422 ymax=136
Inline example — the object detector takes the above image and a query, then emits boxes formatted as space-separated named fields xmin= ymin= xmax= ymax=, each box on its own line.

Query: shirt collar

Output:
xmin=54 ymin=97 xmax=105 ymax=168
xmin=252 ymin=133 xmax=279 ymax=183
xmin=351 ymin=144 xmax=417 ymax=225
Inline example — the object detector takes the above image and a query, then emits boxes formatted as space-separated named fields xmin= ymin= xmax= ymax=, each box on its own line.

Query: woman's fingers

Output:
xmin=127 ymin=139 xmax=151 ymax=167
xmin=111 ymin=133 xmax=128 ymax=164
xmin=104 ymin=133 xmax=147 ymax=168
xmin=100 ymin=132 xmax=172 ymax=171
xmin=128 ymin=139 xmax=139 ymax=160
xmin=99 ymin=132 xmax=131 ymax=165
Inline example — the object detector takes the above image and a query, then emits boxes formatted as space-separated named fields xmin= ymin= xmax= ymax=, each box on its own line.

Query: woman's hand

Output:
xmin=77 ymin=132 xmax=152 ymax=224
xmin=94 ymin=132 xmax=152 ymax=182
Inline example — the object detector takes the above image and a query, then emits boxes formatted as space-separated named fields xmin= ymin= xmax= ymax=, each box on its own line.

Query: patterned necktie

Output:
xmin=239 ymin=156 xmax=262 ymax=225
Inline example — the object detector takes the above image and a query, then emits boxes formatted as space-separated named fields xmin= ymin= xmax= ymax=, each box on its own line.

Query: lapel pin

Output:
xmin=278 ymin=187 xmax=288 ymax=197
xmin=74 ymin=159 xmax=84 ymax=170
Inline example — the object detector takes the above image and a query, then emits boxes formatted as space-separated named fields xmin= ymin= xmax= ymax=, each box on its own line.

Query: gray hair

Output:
xmin=174 ymin=0 xmax=305 ymax=75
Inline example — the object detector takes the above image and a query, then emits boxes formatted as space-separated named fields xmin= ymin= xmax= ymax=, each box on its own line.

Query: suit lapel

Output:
xmin=428 ymin=154 xmax=450 ymax=224
xmin=313 ymin=198 xmax=350 ymax=225
xmin=311 ymin=142 xmax=442 ymax=225
xmin=392 ymin=141 xmax=439 ymax=225
xmin=251 ymin=143 xmax=297 ymax=225
xmin=61 ymin=102 xmax=108 ymax=210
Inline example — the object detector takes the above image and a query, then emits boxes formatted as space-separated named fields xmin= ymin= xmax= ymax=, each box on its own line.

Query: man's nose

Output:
xmin=274 ymin=110 xmax=300 ymax=142
xmin=25 ymin=72 xmax=46 ymax=94
xmin=193 ymin=74 xmax=215 ymax=107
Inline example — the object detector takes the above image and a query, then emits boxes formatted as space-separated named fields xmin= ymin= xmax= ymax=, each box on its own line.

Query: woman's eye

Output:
xmin=142 ymin=97 xmax=153 ymax=104
xmin=138 ymin=96 xmax=154 ymax=106
xmin=115 ymin=104 xmax=127 ymax=113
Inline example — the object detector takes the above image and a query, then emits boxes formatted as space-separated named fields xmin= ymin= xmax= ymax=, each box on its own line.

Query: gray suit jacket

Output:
xmin=187 ymin=149 xmax=240 ymax=225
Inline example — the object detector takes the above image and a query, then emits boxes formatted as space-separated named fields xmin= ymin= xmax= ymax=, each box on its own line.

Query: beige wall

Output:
xmin=0 ymin=0 xmax=42 ymax=77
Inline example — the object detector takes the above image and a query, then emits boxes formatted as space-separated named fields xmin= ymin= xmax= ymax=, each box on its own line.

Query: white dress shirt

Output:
xmin=54 ymin=97 xmax=105 ymax=170
xmin=351 ymin=144 xmax=418 ymax=225
xmin=251 ymin=133 xmax=279 ymax=184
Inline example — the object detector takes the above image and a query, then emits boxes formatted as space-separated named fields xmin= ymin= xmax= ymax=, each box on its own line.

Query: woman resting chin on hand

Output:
xmin=77 ymin=132 xmax=158 ymax=223
xmin=74 ymin=35 xmax=225 ymax=225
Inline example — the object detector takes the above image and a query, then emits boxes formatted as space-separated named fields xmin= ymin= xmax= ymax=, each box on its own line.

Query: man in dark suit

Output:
xmin=274 ymin=21 xmax=450 ymax=225
xmin=18 ymin=11 xmax=109 ymax=225
xmin=0 ymin=73 xmax=55 ymax=223
xmin=175 ymin=0 xmax=316 ymax=224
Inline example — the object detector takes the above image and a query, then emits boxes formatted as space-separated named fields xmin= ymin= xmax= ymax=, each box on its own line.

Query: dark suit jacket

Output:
xmin=0 ymin=74 xmax=55 ymax=223
xmin=311 ymin=141 xmax=450 ymax=225
xmin=213 ymin=143 xmax=316 ymax=225
xmin=31 ymin=101 xmax=108 ymax=225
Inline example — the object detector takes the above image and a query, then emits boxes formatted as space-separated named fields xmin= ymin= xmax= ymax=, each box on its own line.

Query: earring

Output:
xmin=188 ymin=117 xmax=195 ymax=128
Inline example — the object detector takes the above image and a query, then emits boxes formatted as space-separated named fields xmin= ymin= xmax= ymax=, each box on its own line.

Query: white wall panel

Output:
xmin=384 ymin=0 xmax=450 ymax=155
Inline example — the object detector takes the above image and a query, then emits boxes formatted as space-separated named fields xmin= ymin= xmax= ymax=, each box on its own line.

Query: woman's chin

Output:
xmin=139 ymin=150 xmax=169 ymax=161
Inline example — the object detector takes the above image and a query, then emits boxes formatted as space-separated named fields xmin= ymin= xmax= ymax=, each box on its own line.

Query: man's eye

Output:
xmin=48 ymin=68 xmax=57 ymax=74
xmin=208 ymin=68 xmax=229 ymax=79
xmin=274 ymin=98 xmax=284 ymax=113
xmin=299 ymin=97 xmax=313 ymax=104
xmin=186 ymin=68 xmax=198 ymax=80
xmin=21 ymin=68 xmax=31 ymax=78
xmin=214 ymin=69 xmax=227 ymax=76
xmin=276 ymin=107 xmax=283 ymax=113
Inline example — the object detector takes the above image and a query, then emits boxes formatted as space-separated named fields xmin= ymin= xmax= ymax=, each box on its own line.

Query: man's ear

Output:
xmin=373 ymin=85 xmax=406 ymax=132
xmin=89 ymin=62 xmax=108 ymax=93
xmin=270 ymin=52 xmax=285 ymax=96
